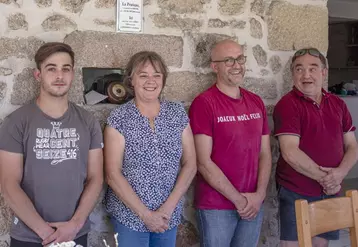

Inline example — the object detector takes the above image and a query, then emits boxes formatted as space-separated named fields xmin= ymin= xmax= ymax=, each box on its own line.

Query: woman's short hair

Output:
xmin=123 ymin=51 xmax=168 ymax=94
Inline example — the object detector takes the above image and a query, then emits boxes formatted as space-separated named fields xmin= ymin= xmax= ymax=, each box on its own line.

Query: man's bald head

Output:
xmin=210 ymin=39 xmax=246 ymax=87
xmin=211 ymin=39 xmax=243 ymax=61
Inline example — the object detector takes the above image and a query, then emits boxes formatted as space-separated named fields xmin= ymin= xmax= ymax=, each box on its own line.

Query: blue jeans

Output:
xmin=278 ymin=185 xmax=339 ymax=241
xmin=197 ymin=206 xmax=264 ymax=247
xmin=111 ymin=218 xmax=177 ymax=247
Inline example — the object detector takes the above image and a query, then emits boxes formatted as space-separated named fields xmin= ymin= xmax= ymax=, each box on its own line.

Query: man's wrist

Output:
xmin=315 ymin=166 xmax=328 ymax=181
xmin=232 ymin=193 xmax=247 ymax=209
xmin=336 ymin=166 xmax=349 ymax=179
xmin=36 ymin=223 xmax=54 ymax=240
xmin=256 ymin=189 xmax=266 ymax=199
xmin=70 ymin=217 xmax=85 ymax=232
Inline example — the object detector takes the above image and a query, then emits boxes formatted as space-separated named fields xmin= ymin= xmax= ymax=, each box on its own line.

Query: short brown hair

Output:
xmin=123 ymin=51 xmax=168 ymax=94
xmin=35 ymin=42 xmax=75 ymax=69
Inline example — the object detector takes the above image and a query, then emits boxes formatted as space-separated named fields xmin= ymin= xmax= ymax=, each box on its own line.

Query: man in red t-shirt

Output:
xmin=189 ymin=39 xmax=272 ymax=247
xmin=273 ymin=48 xmax=358 ymax=247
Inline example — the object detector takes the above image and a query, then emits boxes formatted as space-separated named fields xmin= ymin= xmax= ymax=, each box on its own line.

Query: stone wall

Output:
xmin=0 ymin=0 xmax=328 ymax=246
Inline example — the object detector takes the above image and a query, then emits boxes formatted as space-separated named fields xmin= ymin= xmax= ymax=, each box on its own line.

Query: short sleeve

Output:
xmin=0 ymin=116 xmax=24 ymax=153
xmin=273 ymin=99 xmax=301 ymax=137
xmin=107 ymin=107 xmax=124 ymax=134
xmin=189 ymin=96 xmax=213 ymax=136
xmin=260 ymin=101 xmax=270 ymax=135
xmin=90 ymin=118 xmax=104 ymax=150
xmin=341 ymin=101 xmax=356 ymax=133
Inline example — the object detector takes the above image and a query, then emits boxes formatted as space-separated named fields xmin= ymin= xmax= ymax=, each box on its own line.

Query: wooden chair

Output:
xmin=295 ymin=190 xmax=358 ymax=247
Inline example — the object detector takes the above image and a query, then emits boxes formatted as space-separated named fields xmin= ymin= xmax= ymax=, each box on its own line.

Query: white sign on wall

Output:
xmin=116 ymin=0 xmax=143 ymax=33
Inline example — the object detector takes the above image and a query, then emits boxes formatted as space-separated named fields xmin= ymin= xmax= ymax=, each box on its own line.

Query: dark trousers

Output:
xmin=10 ymin=234 xmax=88 ymax=247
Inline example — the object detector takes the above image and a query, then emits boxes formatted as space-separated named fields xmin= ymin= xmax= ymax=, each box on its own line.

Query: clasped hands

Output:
xmin=318 ymin=166 xmax=346 ymax=195
xmin=41 ymin=165 xmax=344 ymax=245
xmin=234 ymin=192 xmax=264 ymax=221
xmin=40 ymin=206 xmax=172 ymax=246
xmin=141 ymin=205 xmax=173 ymax=234
xmin=41 ymin=220 xmax=81 ymax=247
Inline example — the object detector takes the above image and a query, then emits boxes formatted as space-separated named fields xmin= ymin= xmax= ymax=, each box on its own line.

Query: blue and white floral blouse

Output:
xmin=104 ymin=99 xmax=189 ymax=232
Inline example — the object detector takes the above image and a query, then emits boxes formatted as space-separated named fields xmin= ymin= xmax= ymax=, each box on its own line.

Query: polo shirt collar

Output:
xmin=292 ymin=86 xmax=330 ymax=101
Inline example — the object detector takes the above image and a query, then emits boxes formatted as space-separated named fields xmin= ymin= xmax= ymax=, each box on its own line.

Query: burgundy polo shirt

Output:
xmin=273 ymin=87 xmax=355 ymax=196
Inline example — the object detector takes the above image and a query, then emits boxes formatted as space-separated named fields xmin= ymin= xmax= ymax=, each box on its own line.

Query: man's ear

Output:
xmin=33 ymin=68 xmax=41 ymax=82
xmin=210 ymin=62 xmax=219 ymax=73
xmin=322 ymin=67 xmax=328 ymax=78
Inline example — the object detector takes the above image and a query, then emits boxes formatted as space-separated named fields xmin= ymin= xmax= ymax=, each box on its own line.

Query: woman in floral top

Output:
xmin=103 ymin=51 xmax=197 ymax=247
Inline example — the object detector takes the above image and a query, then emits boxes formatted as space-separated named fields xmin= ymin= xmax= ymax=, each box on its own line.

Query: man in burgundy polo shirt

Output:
xmin=273 ymin=48 xmax=358 ymax=247
xmin=189 ymin=39 xmax=272 ymax=247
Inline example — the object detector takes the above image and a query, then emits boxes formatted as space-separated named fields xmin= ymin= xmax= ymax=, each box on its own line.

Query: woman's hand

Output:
xmin=156 ymin=204 xmax=175 ymax=223
xmin=141 ymin=210 xmax=169 ymax=233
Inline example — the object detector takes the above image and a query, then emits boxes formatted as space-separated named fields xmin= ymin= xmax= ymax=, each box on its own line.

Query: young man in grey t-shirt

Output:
xmin=0 ymin=42 xmax=104 ymax=247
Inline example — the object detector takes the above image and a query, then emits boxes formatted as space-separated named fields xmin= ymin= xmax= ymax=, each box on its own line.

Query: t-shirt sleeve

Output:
xmin=90 ymin=117 xmax=103 ymax=150
xmin=273 ymin=99 xmax=301 ymax=137
xmin=342 ymin=101 xmax=356 ymax=133
xmin=0 ymin=116 xmax=24 ymax=153
xmin=259 ymin=99 xmax=270 ymax=135
xmin=189 ymin=96 xmax=213 ymax=136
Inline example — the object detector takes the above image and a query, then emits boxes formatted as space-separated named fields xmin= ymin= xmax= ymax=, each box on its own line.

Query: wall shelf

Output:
xmin=328 ymin=21 xmax=358 ymax=68
xmin=330 ymin=67 xmax=358 ymax=70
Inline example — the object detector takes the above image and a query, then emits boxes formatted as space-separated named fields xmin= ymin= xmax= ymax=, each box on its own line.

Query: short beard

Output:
xmin=228 ymin=75 xmax=244 ymax=86
xmin=41 ymin=84 xmax=69 ymax=98
xmin=48 ymin=91 xmax=68 ymax=97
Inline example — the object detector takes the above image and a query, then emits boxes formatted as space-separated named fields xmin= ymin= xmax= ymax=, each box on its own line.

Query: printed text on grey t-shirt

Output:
xmin=34 ymin=122 xmax=80 ymax=165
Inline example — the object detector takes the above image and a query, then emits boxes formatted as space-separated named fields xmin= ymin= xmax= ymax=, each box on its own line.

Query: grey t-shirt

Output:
xmin=0 ymin=102 xmax=103 ymax=243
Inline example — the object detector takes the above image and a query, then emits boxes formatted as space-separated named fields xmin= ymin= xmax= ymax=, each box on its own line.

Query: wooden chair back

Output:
xmin=295 ymin=190 xmax=358 ymax=247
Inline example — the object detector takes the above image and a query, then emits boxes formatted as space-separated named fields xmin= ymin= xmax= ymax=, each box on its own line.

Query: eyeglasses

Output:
xmin=211 ymin=55 xmax=247 ymax=67
xmin=291 ymin=48 xmax=327 ymax=68
xmin=293 ymin=48 xmax=321 ymax=58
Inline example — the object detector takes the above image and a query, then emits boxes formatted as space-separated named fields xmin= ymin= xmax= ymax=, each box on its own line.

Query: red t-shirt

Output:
xmin=273 ymin=87 xmax=356 ymax=196
xmin=189 ymin=85 xmax=270 ymax=209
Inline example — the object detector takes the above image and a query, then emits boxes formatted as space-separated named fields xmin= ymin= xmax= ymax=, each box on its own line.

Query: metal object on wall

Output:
xmin=82 ymin=68 xmax=134 ymax=105
xmin=107 ymin=82 xmax=128 ymax=104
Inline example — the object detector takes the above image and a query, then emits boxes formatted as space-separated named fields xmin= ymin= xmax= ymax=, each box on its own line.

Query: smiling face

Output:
xmin=292 ymin=53 xmax=327 ymax=98
xmin=211 ymin=40 xmax=246 ymax=87
xmin=131 ymin=61 xmax=163 ymax=102
xmin=34 ymin=52 xmax=74 ymax=98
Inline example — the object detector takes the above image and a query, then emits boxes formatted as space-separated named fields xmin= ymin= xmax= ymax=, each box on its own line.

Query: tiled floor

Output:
xmin=329 ymin=229 xmax=350 ymax=247
xmin=339 ymin=178 xmax=358 ymax=196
